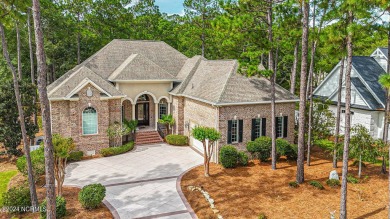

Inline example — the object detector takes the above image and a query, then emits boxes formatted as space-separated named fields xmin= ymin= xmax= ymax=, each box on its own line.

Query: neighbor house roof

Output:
xmin=379 ymin=47 xmax=389 ymax=59
xmin=352 ymin=56 xmax=386 ymax=106
xmin=351 ymin=77 xmax=383 ymax=110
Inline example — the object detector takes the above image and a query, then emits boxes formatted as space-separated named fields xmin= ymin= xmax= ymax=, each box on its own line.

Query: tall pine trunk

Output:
xmin=334 ymin=58 xmax=345 ymax=168
xmin=339 ymin=10 xmax=354 ymax=219
xmin=387 ymin=17 xmax=390 ymax=219
xmin=27 ymin=8 xmax=38 ymax=133
xmin=32 ymin=0 xmax=56 ymax=218
xmin=16 ymin=23 xmax=22 ymax=80
xmin=267 ymin=0 xmax=276 ymax=170
xmin=290 ymin=41 xmax=299 ymax=94
xmin=0 ymin=23 xmax=39 ymax=210
xmin=296 ymin=0 xmax=309 ymax=183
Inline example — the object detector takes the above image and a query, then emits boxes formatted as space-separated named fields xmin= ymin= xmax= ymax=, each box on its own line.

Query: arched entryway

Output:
xmin=135 ymin=94 xmax=150 ymax=126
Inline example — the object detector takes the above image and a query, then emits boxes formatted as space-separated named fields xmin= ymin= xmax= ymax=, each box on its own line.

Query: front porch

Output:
xmin=121 ymin=93 xmax=170 ymax=131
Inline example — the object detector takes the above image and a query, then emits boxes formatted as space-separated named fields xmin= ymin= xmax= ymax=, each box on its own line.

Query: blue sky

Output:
xmin=155 ymin=0 xmax=184 ymax=15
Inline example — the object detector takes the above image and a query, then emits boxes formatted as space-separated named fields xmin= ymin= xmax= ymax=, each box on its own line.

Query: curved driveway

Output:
xmin=64 ymin=143 xmax=203 ymax=219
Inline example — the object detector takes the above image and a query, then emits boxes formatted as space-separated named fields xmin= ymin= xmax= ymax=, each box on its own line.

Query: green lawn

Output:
xmin=0 ymin=170 xmax=17 ymax=207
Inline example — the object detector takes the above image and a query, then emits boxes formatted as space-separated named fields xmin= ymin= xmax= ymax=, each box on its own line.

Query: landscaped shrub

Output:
xmin=258 ymin=213 xmax=267 ymax=219
xmin=237 ymin=151 xmax=249 ymax=166
xmin=347 ymin=174 xmax=359 ymax=184
xmin=275 ymin=139 xmax=297 ymax=160
xmin=100 ymin=142 xmax=134 ymax=157
xmin=16 ymin=147 xmax=45 ymax=182
xmin=326 ymin=179 xmax=340 ymax=188
xmin=288 ymin=181 xmax=299 ymax=188
xmin=246 ymin=136 xmax=272 ymax=162
xmin=309 ymin=180 xmax=324 ymax=190
xmin=40 ymin=196 xmax=67 ymax=219
xmin=314 ymin=139 xmax=334 ymax=151
xmin=78 ymin=183 xmax=106 ymax=209
xmin=352 ymin=160 xmax=366 ymax=168
xmin=68 ymin=151 xmax=83 ymax=162
xmin=2 ymin=186 xmax=31 ymax=213
xmin=165 ymin=134 xmax=188 ymax=146
xmin=220 ymin=145 xmax=239 ymax=168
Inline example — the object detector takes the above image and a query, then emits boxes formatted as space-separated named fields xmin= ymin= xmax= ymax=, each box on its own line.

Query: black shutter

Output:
xmin=262 ymin=118 xmax=266 ymax=136
xmin=251 ymin=119 xmax=256 ymax=141
xmin=227 ymin=120 xmax=232 ymax=144
xmin=239 ymin=120 xmax=243 ymax=142
xmin=283 ymin=116 xmax=288 ymax=138
xmin=275 ymin=117 xmax=280 ymax=138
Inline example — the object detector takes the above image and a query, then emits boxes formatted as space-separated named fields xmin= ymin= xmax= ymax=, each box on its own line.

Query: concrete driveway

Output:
xmin=64 ymin=143 xmax=203 ymax=219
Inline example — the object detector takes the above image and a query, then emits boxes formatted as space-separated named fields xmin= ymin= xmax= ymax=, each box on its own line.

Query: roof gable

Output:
xmin=48 ymin=66 xmax=124 ymax=99
xmin=108 ymin=54 xmax=175 ymax=81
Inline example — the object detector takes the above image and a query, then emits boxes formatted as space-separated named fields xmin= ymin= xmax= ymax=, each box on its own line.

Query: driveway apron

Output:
xmin=64 ymin=143 xmax=203 ymax=219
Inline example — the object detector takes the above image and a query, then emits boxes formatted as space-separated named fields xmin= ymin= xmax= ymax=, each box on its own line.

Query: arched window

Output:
xmin=159 ymin=99 xmax=168 ymax=119
xmin=82 ymin=107 xmax=98 ymax=135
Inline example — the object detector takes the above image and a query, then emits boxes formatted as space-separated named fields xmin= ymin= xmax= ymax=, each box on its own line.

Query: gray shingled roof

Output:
xmin=49 ymin=66 xmax=124 ymax=99
xmin=171 ymin=59 xmax=298 ymax=104
xmin=351 ymin=77 xmax=383 ymax=110
xmin=380 ymin=47 xmax=388 ymax=59
xmin=108 ymin=54 xmax=175 ymax=81
xmin=219 ymin=74 xmax=297 ymax=104
xmin=352 ymin=56 xmax=386 ymax=106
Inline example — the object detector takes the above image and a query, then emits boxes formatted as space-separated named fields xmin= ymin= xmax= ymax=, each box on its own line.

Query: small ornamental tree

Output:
xmin=374 ymin=139 xmax=389 ymax=174
xmin=52 ymin=134 xmax=75 ymax=196
xmin=191 ymin=126 xmax=221 ymax=177
xmin=350 ymin=125 xmax=375 ymax=178
xmin=106 ymin=122 xmax=129 ymax=147
xmin=158 ymin=114 xmax=175 ymax=135
xmin=123 ymin=119 xmax=138 ymax=142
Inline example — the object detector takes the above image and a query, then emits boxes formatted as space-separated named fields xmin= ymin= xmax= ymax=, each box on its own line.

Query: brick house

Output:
xmin=48 ymin=40 xmax=298 ymax=161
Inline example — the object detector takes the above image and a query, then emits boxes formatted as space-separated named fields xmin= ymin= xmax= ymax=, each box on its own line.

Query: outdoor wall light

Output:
xmin=185 ymin=121 xmax=189 ymax=129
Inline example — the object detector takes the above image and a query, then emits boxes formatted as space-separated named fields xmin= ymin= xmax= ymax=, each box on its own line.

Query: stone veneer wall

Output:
xmin=51 ymin=85 xmax=121 ymax=153
xmin=218 ymin=102 xmax=296 ymax=150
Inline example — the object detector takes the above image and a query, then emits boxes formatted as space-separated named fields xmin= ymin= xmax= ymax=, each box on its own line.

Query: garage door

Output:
xmin=190 ymin=122 xmax=204 ymax=154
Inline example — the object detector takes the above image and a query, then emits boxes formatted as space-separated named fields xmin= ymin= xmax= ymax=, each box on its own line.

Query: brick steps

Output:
xmin=135 ymin=131 xmax=163 ymax=145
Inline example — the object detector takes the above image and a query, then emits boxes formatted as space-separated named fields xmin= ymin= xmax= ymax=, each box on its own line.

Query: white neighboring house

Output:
xmin=313 ymin=47 xmax=388 ymax=139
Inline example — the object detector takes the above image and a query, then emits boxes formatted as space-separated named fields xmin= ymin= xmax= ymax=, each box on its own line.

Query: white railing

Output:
xmin=30 ymin=145 xmax=40 ymax=152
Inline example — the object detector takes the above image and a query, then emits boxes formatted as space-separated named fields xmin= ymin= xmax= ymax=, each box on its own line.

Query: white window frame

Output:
xmin=82 ymin=107 xmax=98 ymax=135
xmin=254 ymin=118 xmax=262 ymax=138
xmin=231 ymin=120 xmax=239 ymax=143
xmin=159 ymin=101 xmax=167 ymax=119
xmin=276 ymin=116 xmax=284 ymax=138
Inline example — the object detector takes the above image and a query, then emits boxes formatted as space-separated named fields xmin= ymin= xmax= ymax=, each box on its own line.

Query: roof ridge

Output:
xmin=177 ymin=56 xmax=203 ymax=93
xmin=135 ymin=53 xmax=176 ymax=78
xmin=216 ymin=60 xmax=239 ymax=103
xmin=108 ymin=54 xmax=138 ymax=81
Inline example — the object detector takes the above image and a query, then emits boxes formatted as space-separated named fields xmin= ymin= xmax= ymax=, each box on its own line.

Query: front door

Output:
xmin=136 ymin=103 xmax=149 ymax=126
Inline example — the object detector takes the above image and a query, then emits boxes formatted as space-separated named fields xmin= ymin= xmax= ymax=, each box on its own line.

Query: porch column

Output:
xmin=155 ymin=103 xmax=158 ymax=131
xmin=168 ymin=102 xmax=171 ymax=114
xmin=132 ymin=103 xmax=136 ymax=120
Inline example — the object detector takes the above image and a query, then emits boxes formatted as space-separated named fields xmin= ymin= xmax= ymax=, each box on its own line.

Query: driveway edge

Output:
xmin=176 ymin=164 xmax=202 ymax=219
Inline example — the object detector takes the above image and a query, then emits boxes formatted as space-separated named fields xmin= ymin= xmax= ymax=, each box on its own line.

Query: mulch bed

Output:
xmin=181 ymin=147 xmax=388 ymax=219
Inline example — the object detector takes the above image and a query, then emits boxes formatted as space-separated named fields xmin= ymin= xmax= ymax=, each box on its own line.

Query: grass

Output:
xmin=0 ymin=170 xmax=17 ymax=207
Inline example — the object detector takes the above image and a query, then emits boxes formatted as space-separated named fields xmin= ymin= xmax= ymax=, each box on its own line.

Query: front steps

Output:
xmin=135 ymin=131 xmax=163 ymax=145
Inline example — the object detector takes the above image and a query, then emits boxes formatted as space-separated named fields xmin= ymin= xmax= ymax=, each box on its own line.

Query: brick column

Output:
xmin=132 ymin=103 xmax=136 ymax=120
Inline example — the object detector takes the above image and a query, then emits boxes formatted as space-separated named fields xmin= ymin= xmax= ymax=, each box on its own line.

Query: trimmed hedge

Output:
xmin=16 ymin=147 xmax=45 ymax=181
xmin=68 ymin=151 xmax=83 ymax=162
xmin=238 ymin=151 xmax=249 ymax=166
xmin=78 ymin=184 xmax=106 ymax=209
xmin=276 ymin=139 xmax=298 ymax=160
xmin=326 ymin=179 xmax=340 ymax=187
xmin=246 ymin=136 xmax=272 ymax=162
xmin=100 ymin=142 xmax=134 ymax=157
xmin=2 ymin=186 xmax=31 ymax=213
xmin=40 ymin=196 xmax=67 ymax=219
xmin=220 ymin=145 xmax=239 ymax=168
xmin=165 ymin=134 xmax=188 ymax=146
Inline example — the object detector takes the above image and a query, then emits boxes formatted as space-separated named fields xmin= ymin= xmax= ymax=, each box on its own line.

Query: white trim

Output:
xmin=49 ymin=98 xmax=80 ymax=101
xmin=170 ymin=93 xmax=298 ymax=106
xmin=82 ymin=107 xmax=99 ymax=135
xmin=157 ymin=96 xmax=171 ymax=103
xmin=370 ymin=48 xmax=388 ymax=60
xmin=100 ymin=96 xmax=126 ymax=100
xmin=313 ymin=62 xmax=342 ymax=95
xmin=66 ymin=78 xmax=112 ymax=98
xmin=135 ymin=91 xmax=158 ymax=104
xmin=121 ymin=97 xmax=135 ymax=105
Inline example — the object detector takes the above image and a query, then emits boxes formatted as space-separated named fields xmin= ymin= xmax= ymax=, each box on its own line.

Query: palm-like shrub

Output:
xmin=158 ymin=114 xmax=175 ymax=135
